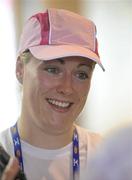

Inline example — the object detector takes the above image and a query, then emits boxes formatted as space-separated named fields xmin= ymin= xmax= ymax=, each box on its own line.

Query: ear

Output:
xmin=16 ymin=56 xmax=24 ymax=84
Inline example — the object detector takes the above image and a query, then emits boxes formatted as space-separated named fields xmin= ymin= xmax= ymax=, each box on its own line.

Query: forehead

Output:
xmin=28 ymin=54 xmax=96 ymax=70
xmin=43 ymin=56 xmax=95 ymax=66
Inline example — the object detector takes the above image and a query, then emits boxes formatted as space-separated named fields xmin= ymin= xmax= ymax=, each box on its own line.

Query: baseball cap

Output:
xmin=18 ymin=8 xmax=105 ymax=71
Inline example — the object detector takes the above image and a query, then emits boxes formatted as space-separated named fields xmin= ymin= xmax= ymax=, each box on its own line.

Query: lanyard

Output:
xmin=72 ymin=128 xmax=80 ymax=179
xmin=11 ymin=123 xmax=80 ymax=179
xmin=11 ymin=123 xmax=24 ymax=171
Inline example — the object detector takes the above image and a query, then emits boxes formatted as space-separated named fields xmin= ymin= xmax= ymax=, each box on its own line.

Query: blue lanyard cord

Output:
xmin=11 ymin=124 xmax=80 ymax=178
xmin=73 ymin=128 xmax=80 ymax=179
xmin=11 ymin=123 xmax=24 ymax=171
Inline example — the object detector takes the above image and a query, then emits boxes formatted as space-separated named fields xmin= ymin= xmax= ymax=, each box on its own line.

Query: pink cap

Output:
xmin=18 ymin=8 xmax=105 ymax=71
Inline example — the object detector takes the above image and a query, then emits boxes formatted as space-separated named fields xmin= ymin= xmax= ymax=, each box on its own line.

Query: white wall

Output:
xmin=0 ymin=1 xmax=18 ymax=131
xmin=78 ymin=0 xmax=132 ymax=133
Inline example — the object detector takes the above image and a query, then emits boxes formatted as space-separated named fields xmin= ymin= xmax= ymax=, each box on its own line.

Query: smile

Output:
xmin=47 ymin=98 xmax=73 ymax=108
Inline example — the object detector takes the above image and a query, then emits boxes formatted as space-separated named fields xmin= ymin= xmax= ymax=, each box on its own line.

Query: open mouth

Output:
xmin=46 ymin=98 xmax=73 ymax=109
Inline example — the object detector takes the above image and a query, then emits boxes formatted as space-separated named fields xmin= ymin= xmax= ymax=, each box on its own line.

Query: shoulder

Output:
xmin=0 ymin=128 xmax=14 ymax=156
xmin=86 ymin=125 xmax=132 ymax=180
xmin=75 ymin=124 xmax=102 ymax=153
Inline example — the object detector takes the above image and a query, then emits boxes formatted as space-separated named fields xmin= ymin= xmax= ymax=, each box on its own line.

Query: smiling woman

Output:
xmin=0 ymin=8 xmax=103 ymax=180
xmin=17 ymin=54 xmax=94 ymax=136
xmin=0 ymin=1 xmax=18 ymax=132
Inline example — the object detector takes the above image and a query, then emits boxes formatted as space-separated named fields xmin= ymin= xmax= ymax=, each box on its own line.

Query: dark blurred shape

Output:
xmin=0 ymin=146 xmax=27 ymax=180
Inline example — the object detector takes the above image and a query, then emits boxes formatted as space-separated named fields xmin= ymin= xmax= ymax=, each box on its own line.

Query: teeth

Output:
xmin=47 ymin=99 xmax=71 ymax=108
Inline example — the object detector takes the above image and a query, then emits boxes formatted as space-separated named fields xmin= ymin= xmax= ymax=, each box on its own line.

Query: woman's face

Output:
xmin=18 ymin=55 xmax=95 ymax=134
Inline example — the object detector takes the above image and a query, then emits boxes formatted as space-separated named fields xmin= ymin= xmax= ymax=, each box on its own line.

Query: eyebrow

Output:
xmin=57 ymin=59 xmax=94 ymax=68
xmin=43 ymin=58 xmax=65 ymax=65
xmin=43 ymin=58 xmax=94 ymax=68
xmin=57 ymin=58 xmax=65 ymax=64
xmin=77 ymin=63 xmax=95 ymax=69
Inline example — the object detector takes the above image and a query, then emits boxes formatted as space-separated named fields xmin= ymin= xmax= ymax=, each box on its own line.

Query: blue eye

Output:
xmin=75 ymin=72 xmax=88 ymax=80
xmin=44 ymin=67 xmax=60 ymax=74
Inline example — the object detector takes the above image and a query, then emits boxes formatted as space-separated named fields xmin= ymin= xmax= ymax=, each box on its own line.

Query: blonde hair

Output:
xmin=20 ymin=50 xmax=31 ymax=64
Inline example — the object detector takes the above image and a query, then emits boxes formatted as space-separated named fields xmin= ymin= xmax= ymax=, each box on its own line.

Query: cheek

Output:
xmin=38 ymin=74 xmax=59 ymax=90
xmin=76 ymin=82 xmax=91 ymax=99
xmin=75 ymin=83 xmax=90 ymax=113
xmin=72 ymin=86 xmax=90 ymax=118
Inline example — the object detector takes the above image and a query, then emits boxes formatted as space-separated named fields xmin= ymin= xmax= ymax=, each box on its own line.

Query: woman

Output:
xmin=0 ymin=8 xmax=104 ymax=180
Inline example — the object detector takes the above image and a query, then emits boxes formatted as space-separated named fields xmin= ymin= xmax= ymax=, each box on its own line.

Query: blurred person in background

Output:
xmin=85 ymin=124 xmax=132 ymax=180
xmin=0 ymin=8 xmax=105 ymax=180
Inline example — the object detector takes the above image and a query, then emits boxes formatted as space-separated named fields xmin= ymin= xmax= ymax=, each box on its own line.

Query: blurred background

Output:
xmin=0 ymin=0 xmax=131 ymax=134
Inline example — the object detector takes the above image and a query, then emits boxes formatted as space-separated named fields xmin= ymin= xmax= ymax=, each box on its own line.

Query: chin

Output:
xmin=50 ymin=119 xmax=73 ymax=131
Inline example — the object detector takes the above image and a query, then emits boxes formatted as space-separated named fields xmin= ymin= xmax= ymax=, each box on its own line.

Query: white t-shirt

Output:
xmin=0 ymin=124 xmax=101 ymax=180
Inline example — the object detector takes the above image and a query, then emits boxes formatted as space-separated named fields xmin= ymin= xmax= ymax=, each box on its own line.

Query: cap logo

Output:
xmin=32 ymin=12 xmax=50 ymax=45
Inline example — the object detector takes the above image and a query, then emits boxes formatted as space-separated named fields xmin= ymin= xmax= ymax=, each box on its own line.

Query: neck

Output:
xmin=17 ymin=118 xmax=75 ymax=149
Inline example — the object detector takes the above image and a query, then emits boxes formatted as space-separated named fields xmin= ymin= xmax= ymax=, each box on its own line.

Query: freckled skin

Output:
xmin=17 ymin=55 xmax=94 ymax=135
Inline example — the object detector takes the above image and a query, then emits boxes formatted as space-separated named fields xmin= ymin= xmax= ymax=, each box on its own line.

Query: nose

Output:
xmin=56 ymin=73 xmax=74 ymax=95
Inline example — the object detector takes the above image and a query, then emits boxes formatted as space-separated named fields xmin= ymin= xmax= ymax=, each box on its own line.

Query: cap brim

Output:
xmin=29 ymin=45 xmax=105 ymax=71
